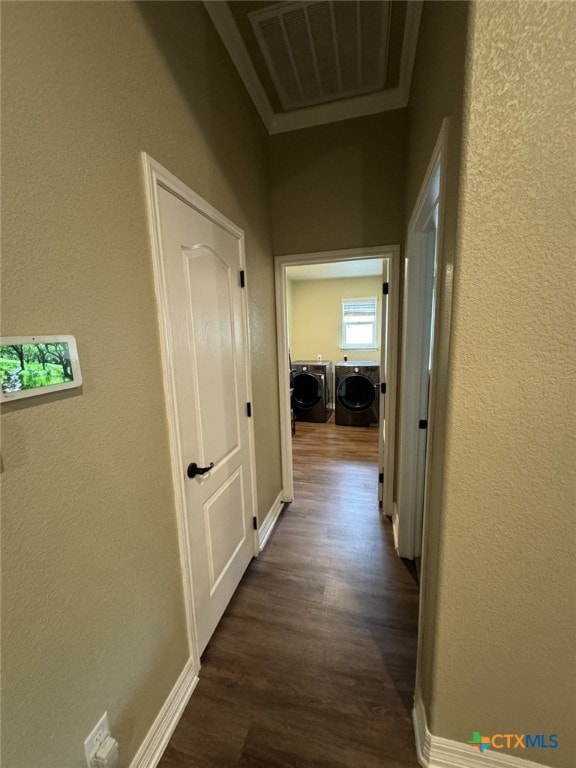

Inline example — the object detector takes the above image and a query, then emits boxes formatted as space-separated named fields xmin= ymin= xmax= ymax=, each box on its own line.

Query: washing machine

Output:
xmin=335 ymin=361 xmax=380 ymax=426
xmin=292 ymin=361 xmax=332 ymax=423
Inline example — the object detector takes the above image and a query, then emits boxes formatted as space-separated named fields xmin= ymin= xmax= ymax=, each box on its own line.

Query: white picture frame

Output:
xmin=0 ymin=335 xmax=82 ymax=402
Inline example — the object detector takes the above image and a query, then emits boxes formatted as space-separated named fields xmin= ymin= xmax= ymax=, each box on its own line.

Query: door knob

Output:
xmin=187 ymin=462 xmax=214 ymax=479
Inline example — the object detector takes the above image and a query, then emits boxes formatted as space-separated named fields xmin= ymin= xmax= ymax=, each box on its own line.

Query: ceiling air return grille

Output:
xmin=249 ymin=1 xmax=391 ymax=111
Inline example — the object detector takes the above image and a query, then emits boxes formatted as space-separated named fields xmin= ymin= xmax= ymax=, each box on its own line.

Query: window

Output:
xmin=341 ymin=297 xmax=378 ymax=349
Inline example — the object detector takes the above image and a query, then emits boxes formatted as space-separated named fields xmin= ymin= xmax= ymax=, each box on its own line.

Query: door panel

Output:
xmin=157 ymin=186 xmax=255 ymax=655
xmin=204 ymin=469 xmax=246 ymax=592
xmin=184 ymin=246 xmax=240 ymax=463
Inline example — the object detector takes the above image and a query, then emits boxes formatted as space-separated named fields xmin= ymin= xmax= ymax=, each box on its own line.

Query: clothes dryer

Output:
xmin=292 ymin=361 xmax=332 ymax=423
xmin=335 ymin=361 xmax=379 ymax=426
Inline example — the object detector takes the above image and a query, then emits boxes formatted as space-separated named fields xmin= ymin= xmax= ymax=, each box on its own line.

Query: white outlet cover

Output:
xmin=84 ymin=712 xmax=110 ymax=766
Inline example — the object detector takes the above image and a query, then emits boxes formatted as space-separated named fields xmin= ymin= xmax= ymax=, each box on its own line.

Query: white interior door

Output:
xmin=412 ymin=223 xmax=437 ymax=550
xmin=395 ymin=212 xmax=437 ymax=559
xmin=156 ymin=185 xmax=256 ymax=655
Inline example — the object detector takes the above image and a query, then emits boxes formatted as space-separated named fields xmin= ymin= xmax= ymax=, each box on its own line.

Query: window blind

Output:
xmin=342 ymin=297 xmax=378 ymax=349
xmin=342 ymin=298 xmax=377 ymax=320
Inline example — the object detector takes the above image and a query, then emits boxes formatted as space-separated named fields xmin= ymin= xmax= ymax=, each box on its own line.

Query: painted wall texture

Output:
xmin=430 ymin=2 xmax=576 ymax=764
xmin=270 ymin=110 xmax=407 ymax=255
xmin=0 ymin=2 xmax=280 ymax=767
xmin=289 ymin=276 xmax=384 ymax=373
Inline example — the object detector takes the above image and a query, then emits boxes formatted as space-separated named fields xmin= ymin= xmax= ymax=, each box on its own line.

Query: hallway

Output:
xmin=159 ymin=421 xmax=421 ymax=767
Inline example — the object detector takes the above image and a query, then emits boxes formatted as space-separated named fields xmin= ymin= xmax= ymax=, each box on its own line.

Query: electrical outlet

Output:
xmin=84 ymin=712 xmax=110 ymax=767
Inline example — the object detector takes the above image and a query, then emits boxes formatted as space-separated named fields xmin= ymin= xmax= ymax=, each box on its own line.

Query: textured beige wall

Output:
xmin=290 ymin=277 xmax=383 ymax=373
xmin=430 ymin=2 xmax=576 ymax=764
xmin=1 ymin=3 xmax=279 ymax=767
xmin=406 ymin=1 xmax=469 ymax=213
xmin=270 ymin=110 xmax=407 ymax=255
xmin=404 ymin=0 xmax=469 ymax=713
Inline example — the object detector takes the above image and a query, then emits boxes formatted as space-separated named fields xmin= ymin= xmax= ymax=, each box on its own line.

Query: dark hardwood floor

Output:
xmin=158 ymin=418 xmax=421 ymax=767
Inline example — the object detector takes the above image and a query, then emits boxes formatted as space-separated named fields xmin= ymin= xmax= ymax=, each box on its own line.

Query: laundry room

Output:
xmin=286 ymin=259 xmax=386 ymax=426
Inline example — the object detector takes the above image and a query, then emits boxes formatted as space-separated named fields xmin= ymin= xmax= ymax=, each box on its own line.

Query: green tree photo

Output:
xmin=0 ymin=342 xmax=73 ymax=393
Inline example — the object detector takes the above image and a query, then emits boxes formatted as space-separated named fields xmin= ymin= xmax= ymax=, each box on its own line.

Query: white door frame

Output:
xmin=395 ymin=121 xmax=448 ymax=560
xmin=378 ymin=258 xmax=390 ymax=507
xmin=141 ymin=153 xmax=260 ymax=667
xmin=274 ymin=245 xmax=400 ymax=515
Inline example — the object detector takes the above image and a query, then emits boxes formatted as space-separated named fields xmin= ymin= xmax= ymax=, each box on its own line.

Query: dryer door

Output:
xmin=337 ymin=374 xmax=376 ymax=412
xmin=293 ymin=372 xmax=322 ymax=410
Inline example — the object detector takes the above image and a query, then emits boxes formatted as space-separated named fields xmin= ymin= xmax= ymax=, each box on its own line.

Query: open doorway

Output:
xmin=275 ymin=246 xmax=400 ymax=516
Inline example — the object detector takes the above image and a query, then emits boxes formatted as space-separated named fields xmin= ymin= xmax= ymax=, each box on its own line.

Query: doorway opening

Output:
xmin=275 ymin=246 xmax=400 ymax=518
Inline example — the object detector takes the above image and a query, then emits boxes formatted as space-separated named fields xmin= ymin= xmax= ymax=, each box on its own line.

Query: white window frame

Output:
xmin=341 ymin=297 xmax=379 ymax=350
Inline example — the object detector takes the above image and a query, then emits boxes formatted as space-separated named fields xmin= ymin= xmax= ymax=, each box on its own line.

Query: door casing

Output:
xmin=395 ymin=120 xmax=448 ymax=561
xmin=141 ymin=153 xmax=259 ymax=668
xmin=274 ymin=245 xmax=400 ymax=517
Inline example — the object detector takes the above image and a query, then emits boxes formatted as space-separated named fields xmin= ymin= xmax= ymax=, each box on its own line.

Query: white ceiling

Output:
xmin=287 ymin=258 xmax=384 ymax=281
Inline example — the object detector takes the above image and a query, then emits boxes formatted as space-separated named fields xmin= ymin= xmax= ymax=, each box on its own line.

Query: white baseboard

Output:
xmin=258 ymin=490 xmax=284 ymax=550
xmin=413 ymin=692 xmax=551 ymax=768
xmin=392 ymin=502 xmax=399 ymax=551
xmin=129 ymin=659 xmax=199 ymax=768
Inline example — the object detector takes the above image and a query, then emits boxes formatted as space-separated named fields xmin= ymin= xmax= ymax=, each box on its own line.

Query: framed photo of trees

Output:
xmin=0 ymin=336 xmax=82 ymax=402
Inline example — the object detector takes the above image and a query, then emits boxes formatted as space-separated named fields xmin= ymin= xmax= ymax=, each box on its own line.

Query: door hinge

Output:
xmin=383 ymin=281 xmax=389 ymax=295
xmin=419 ymin=419 xmax=428 ymax=429
xmin=252 ymin=516 xmax=258 ymax=530
xmin=378 ymin=472 xmax=384 ymax=484
xmin=380 ymin=382 xmax=386 ymax=395
xmin=247 ymin=402 xmax=252 ymax=417
xmin=240 ymin=270 xmax=246 ymax=288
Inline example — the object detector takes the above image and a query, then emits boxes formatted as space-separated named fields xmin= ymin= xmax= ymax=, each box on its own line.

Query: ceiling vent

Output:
xmin=249 ymin=1 xmax=391 ymax=111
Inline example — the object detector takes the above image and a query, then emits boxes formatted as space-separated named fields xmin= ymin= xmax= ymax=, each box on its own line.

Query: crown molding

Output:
xmin=203 ymin=1 xmax=274 ymax=129
xmin=268 ymin=85 xmax=407 ymax=133
xmin=399 ymin=0 xmax=423 ymax=101
xmin=204 ymin=0 xmax=422 ymax=135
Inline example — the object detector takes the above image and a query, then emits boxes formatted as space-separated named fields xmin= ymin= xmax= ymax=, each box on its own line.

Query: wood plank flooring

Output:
xmin=158 ymin=419 xmax=420 ymax=767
